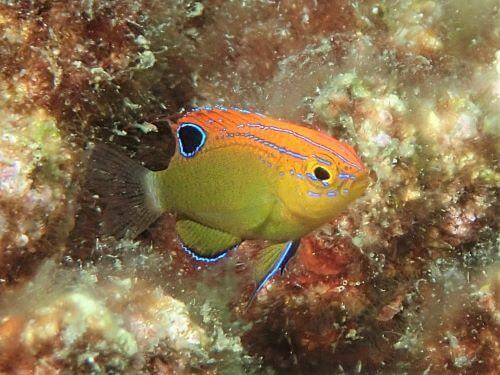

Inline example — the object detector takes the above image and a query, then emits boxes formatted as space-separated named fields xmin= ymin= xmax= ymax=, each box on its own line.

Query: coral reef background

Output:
xmin=0 ymin=0 xmax=498 ymax=373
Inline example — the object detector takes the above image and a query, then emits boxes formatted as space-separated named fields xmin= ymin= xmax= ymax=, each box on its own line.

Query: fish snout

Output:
xmin=351 ymin=169 xmax=371 ymax=195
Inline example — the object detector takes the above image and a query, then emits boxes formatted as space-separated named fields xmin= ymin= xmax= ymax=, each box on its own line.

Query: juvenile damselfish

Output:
xmin=89 ymin=106 xmax=369 ymax=300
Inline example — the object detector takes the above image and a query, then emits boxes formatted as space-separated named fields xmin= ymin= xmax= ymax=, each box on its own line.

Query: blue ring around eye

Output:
xmin=177 ymin=122 xmax=207 ymax=158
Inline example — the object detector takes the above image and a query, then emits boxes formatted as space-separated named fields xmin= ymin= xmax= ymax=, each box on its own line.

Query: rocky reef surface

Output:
xmin=0 ymin=0 xmax=498 ymax=373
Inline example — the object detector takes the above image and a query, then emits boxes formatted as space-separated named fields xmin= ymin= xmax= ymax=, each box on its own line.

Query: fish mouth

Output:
xmin=350 ymin=173 xmax=371 ymax=196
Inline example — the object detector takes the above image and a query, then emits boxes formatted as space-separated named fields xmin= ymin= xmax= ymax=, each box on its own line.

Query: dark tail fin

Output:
xmin=86 ymin=144 xmax=162 ymax=239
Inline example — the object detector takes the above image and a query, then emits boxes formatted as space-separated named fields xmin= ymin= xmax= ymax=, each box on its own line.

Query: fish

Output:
xmin=88 ymin=106 xmax=370 ymax=302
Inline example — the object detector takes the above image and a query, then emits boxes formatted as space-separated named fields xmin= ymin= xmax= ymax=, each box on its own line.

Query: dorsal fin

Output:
xmin=175 ymin=107 xmax=364 ymax=171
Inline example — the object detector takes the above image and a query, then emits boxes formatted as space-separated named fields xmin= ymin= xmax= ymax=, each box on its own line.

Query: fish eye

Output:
xmin=313 ymin=166 xmax=331 ymax=181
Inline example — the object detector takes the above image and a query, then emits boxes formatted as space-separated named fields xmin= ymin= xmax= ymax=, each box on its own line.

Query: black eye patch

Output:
xmin=313 ymin=166 xmax=331 ymax=181
xmin=177 ymin=123 xmax=206 ymax=158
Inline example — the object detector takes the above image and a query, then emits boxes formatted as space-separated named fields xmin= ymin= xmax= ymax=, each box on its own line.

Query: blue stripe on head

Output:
xmin=338 ymin=172 xmax=356 ymax=180
xmin=232 ymin=106 xmax=252 ymax=114
xmin=306 ymin=172 xmax=318 ymax=181
xmin=177 ymin=123 xmax=207 ymax=158
xmin=224 ymin=131 xmax=308 ymax=161
xmin=308 ymin=191 xmax=321 ymax=198
xmin=313 ymin=155 xmax=333 ymax=166
xmin=240 ymin=123 xmax=363 ymax=170
xmin=306 ymin=171 xmax=330 ymax=186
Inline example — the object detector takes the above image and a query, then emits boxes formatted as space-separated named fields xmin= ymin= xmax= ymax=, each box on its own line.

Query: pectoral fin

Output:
xmin=249 ymin=240 xmax=300 ymax=305
xmin=176 ymin=219 xmax=241 ymax=262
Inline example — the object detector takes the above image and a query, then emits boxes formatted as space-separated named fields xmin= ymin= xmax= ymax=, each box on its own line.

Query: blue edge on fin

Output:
xmin=180 ymin=241 xmax=237 ymax=263
xmin=250 ymin=239 xmax=300 ymax=303
xmin=181 ymin=237 xmax=300 ymax=306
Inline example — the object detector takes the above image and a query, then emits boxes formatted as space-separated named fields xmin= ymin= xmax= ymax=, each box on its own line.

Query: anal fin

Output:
xmin=176 ymin=219 xmax=241 ymax=262
xmin=248 ymin=239 xmax=300 ymax=305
